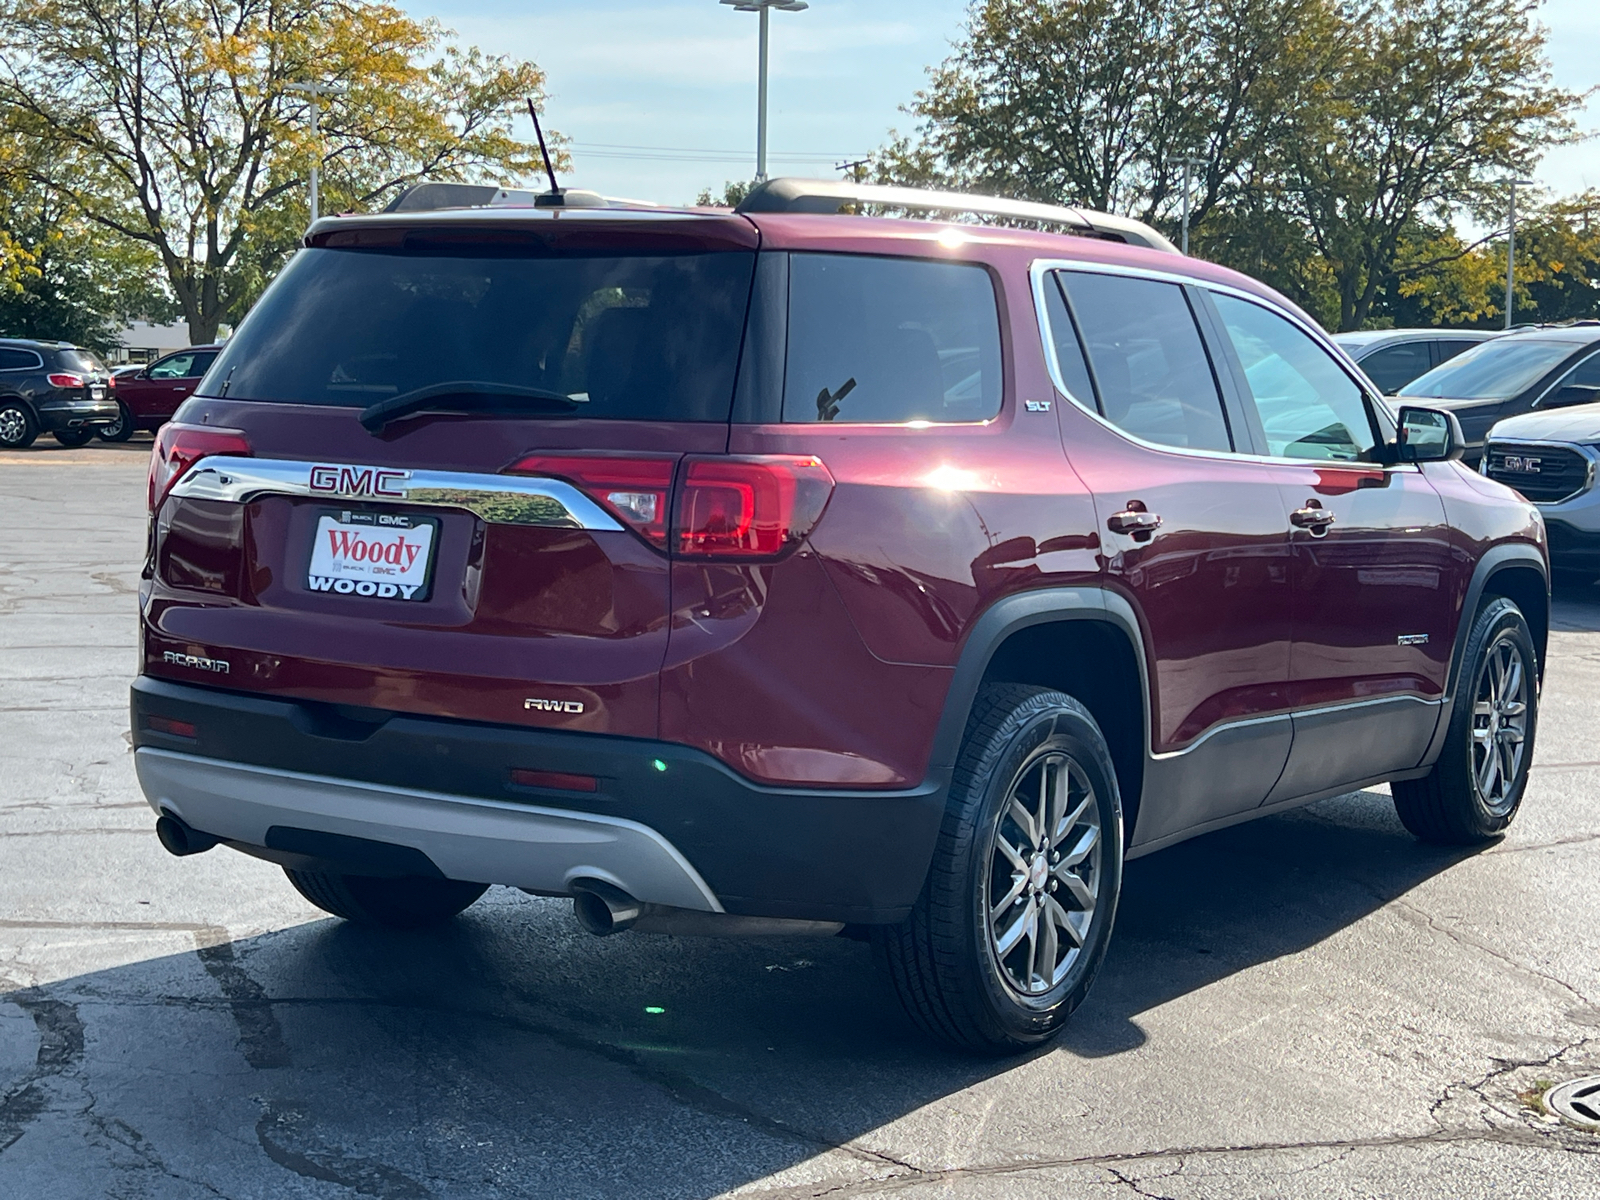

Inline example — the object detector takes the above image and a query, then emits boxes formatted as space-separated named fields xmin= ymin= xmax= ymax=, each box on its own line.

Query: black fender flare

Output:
xmin=1420 ymin=541 xmax=1548 ymax=768
xmin=925 ymin=584 xmax=1153 ymax=777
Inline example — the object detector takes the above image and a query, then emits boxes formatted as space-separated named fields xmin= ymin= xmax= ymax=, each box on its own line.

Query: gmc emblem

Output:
xmin=309 ymin=464 xmax=409 ymax=497
xmin=1502 ymin=455 xmax=1541 ymax=473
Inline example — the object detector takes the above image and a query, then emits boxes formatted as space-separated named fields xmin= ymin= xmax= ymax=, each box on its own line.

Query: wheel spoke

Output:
xmin=1043 ymin=892 xmax=1085 ymax=947
xmin=1057 ymin=823 xmax=1099 ymax=869
xmin=1007 ymin=797 xmax=1038 ymax=848
xmin=1036 ymin=901 xmax=1059 ymax=988
xmin=1022 ymin=904 xmax=1039 ymax=987
xmin=1036 ymin=762 xmax=1050 ymax=851
xmin=1502 ymin=655 xmax=1522 ymax=704
xmin=995 ymin=834 xmax=1028 ymax=874
xmin=1054 ymin=870 xmax=1096 ymax=909
xmin=994 ymin=896 xmax=1035 ymax=957
xmin=991 ymin=873 xmax=1028 ymax=921
xmin=1477 ymin=739 xmax=1501 ymax=797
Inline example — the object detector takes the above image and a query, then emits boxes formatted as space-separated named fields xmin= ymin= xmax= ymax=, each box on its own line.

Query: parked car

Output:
xmin=0 ymin=338 xmax=119 ymax=448
xmin=1397 ymin=324 xmax=1600 ymax=464
xmin=1484 ymin=403 xmax=1600 ymax=581
xmin=131 ymin=177 xmax=1548 ymax=1052
xmin=98 ymin=345 xmax=221 ymax=442
xmin=1331 ymin=328 xmax=1497 ymax=395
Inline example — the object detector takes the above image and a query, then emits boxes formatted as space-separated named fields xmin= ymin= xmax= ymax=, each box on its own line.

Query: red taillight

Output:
xmin=675 ymin=455 xmax=834 ymax=559
xmin=145 ymin=715 xmax=197 ymax=739
xmin=510 ymin=768 xmax=598 ymax=792
xmin=148 ymin=422 xmax=252 ymax=511
xmin=47 ymin=372 xmax=85 ymax=388
xmin=506 ymin=454 xmax=676 ymax=549
xmin=107 ymin=375 xmax=117 ymax=388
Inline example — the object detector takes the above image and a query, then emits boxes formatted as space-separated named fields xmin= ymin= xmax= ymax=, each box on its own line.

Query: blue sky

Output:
xmin=407 ymin=0 xmax=1598 ymax=208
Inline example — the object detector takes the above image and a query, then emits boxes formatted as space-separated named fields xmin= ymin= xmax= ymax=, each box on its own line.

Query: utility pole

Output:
xmin=1164 ymin=156 xmax=1206 ymax=255
xmin=721 ymin=0 xmax=808 ymax=182
xmin=1504 ymin=178 xmax=1535 ymax=330
xmin=286 ymin=81 xmax=347 ymax=223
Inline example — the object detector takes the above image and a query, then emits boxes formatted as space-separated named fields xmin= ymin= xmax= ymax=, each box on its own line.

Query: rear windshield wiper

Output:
xmin=359 ymin=382 xmax=584 ymax=432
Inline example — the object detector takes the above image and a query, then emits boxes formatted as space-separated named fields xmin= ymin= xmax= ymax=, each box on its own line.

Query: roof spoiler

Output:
xmin=734 ymin=177 xmax=1179 ymax=254
xmin=382 ymin=182 xmax=614 ymax=213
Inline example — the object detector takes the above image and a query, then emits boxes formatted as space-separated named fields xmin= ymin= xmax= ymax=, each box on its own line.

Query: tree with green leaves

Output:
xmin=0 ymin=0 xmax=557 ymax=344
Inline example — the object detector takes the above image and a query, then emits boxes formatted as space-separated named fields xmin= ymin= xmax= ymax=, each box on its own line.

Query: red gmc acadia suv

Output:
xmin=131 ymin=178 xmax=1548 ymax=1051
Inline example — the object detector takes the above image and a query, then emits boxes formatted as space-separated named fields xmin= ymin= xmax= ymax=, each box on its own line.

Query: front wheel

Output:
xmin=0 ymin=400 xmax=37 ymax=449
xmin=1393 ymin=597 xmax=1538 ymax=844
xmin=877 ymin=684 xmax=1123 ymax=1052
xmin=284 ymin=868 xmax=488 ymax=929
xmin=97 ymin=402 xmax=135 ymax=442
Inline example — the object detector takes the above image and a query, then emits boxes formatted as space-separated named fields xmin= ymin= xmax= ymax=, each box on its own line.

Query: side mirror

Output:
xmin=1395 ymin=405 xmax=1465 ymax=463
xmin=1544 ymin=385 xmax=1599 ymax=409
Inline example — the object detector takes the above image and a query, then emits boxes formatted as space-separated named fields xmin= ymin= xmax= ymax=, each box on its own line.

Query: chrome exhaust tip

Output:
xmin=570 ymin=879 xmax=641 ymax=936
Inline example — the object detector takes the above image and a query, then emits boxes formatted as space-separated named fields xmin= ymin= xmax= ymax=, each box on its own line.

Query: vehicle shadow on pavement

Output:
xmin=0 ymin=789 xmax=1475 ymax=1197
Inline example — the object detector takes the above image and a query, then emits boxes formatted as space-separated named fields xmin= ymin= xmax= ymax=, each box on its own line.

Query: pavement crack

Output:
xmin=256 ymin=1100 xmax=433 ymax=1198
xmin=194 ymin=927 xmax=292 ymax=1069
xmin=1389 ymin=897 xmax=1595 ymax=1009
xmin=0 ymin=989 xmax=86 ymax=1155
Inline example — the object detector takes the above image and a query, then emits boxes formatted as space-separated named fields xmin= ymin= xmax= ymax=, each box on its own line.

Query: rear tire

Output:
xmin=1393 ymin=597 xmax=1537 ymax=844
xmin=0 ymin=400 xmax=37 ymax=449
xmin=284 ymin=868 xmax=488 ymax=929
xmin=53 ymin=429 xmax=94 ymax=448
xmin=876 ymin=683 xmax=1123 ymax=1053
xmin=97 ymin=402 xmax=135 ymax=442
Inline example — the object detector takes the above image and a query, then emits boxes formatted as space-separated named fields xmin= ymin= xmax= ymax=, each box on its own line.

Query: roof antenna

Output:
xmin=526 ymin=98 xmax=564 ymax=206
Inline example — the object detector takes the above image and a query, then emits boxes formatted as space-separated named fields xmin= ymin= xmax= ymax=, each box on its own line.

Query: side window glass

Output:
xmin=0 ymin=348 xmax=36 ymax=370
xmin=187 ymin=352 xmax=219 ymax=378
xmin=1058 ymin=271 xmax=1232 ymax=452
xmin=1545 ymin=351 xmax=1600 ymax=407
xmin=1436 ymin=339 xmax=1479 ymax=365
xmin=1212 ymin=294 xmax=1377 ymax=462
xmin=149 ymin=354 xmax=194 ymax=380
xmin=1042 ymin=274 xmax=1097 ymax=410
xmin=1359 ymin=342 xmax=1432 ymax=394
xmin=783 ymin=254 xmax=1003 ymax=423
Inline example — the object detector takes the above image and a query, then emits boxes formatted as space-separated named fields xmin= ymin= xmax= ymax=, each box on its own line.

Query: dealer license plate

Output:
xmin=306 ymin=510 xmax=438 ymax=602
xmin=90 ymin=385 xmax=105 ymax=400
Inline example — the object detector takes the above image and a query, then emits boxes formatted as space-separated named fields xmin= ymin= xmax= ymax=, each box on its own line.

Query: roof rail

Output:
xmin=734 ymin=177 xmax=1179 ymax=254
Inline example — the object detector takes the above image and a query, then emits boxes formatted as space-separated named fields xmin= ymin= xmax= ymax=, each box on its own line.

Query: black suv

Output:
xmin=0 ymin=338 xmax=119 ymax=448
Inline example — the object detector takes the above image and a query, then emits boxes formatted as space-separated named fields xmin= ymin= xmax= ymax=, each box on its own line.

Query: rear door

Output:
xmin=1044 ymin=268 xmax=1298 ymax=845
xmin=1204 ymin=291 xmax=1453 ymax=801
xmin=147 ymin=216 xmax=759 ymax=741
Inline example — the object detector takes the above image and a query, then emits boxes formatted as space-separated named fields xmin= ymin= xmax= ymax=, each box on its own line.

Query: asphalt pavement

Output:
xmin=2 ymin=440 xmax=1598 ymax=1198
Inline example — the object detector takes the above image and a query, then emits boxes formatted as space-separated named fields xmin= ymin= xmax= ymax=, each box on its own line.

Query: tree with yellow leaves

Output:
xmin=0 ymin=0 xmax=559 ymax=343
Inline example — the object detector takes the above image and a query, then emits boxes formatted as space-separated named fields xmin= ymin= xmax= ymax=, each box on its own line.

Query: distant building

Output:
xmin=113 ymin=319 xmax=227 ymax=364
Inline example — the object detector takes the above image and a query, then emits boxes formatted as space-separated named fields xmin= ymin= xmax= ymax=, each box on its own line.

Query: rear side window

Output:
xmin=1359 ymin=341 xmax=1432 ymax=394
xmin=1041 ymin=276 xmax=1098 ymax=409
xmin=201 ymin=246 xmax=757 ymax=421
xmin=148 ymin=353 xmax=196 ymax=380
xmin=782 ymin=254 xmax=1002 ymax=423
xmin=1212 ymin=293 xmax=1377 ymax=462
xmin=1057 ymin=271 xmax=1232 ymax=452
xmin=188 ymin=351 xmax=219 ymax=377
xmin=0 ymin=348 xmax=40 ymax=371
xmin=1436 ymin=338 xmax=1481 ymax=364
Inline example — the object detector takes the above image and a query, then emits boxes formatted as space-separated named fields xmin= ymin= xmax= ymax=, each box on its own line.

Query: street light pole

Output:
xmin=1164 ymin=156 xmax=1206 ymax=255
xmin=721 ymin=0 xmax=808 ymax=183
xmin=286 ymin=81 xmax=347 ymax=223
xmin=1504 ymin=178 xmax=1535 ymax=331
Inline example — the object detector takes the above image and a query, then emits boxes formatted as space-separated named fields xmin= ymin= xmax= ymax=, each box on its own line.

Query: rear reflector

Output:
xmin=145 ymin=715 xmax=197 ymax=739
xmin=675 ymin=455 xmax=834 ymax=559
xmin=47 ymin=372 xmax=85 ymax=388
xmin=506 ymin=454 xmax=676 ymax=549
xmin=510 ymin=768 xmax=598 ymax=792
xmin=148 ymin=423 xmax=252 ymax=511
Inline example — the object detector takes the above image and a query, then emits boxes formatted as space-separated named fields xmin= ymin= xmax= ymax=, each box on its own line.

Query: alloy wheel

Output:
xmin=1471 ymin=631 xmax=1529 ymax=815
xmin=985 ymin=748 xmax=1102 ymax=996
xmin=0 ymin=407 xmax=26 ymax=445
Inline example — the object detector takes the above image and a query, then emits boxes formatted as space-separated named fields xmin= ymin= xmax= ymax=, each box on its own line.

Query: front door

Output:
xmin=1044 ymin=268 xmax=1297 ymax=847
xmin=1205 ymin=292 xmax=1453 ymax=802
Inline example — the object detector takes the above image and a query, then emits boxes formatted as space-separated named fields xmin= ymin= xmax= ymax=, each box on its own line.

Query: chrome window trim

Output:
xmin=1150 ymin=693 xmax=1443 ymax=761
xmin=167 ymin=456 xmax=625 ymax=531
xmin=1481 ymin=436 xmax=1599 ymax=506
xmin=1029 ymin=258 xmax=1403 ymax=472
xmin=0 ymin=349 xmax=45 ymax=372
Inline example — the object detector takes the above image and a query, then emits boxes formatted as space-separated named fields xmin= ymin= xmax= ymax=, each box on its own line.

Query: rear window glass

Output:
xmin=58 ymin=349 xmax=106 ymax=373
xmin=199 ymin=246 xmax=757 ymax=421
xmin=782 ymin=254 xmax=1003 ymax=423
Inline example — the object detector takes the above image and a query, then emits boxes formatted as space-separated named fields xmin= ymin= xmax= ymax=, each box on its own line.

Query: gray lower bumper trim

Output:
xmin=134 ymin=748 xmax=723 ymax=912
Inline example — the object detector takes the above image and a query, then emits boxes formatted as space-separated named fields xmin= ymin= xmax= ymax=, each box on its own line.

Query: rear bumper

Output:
xmin=37 ymin=396 xmax=118 ymax=430
xmin=130 ymin=676 xmax=946 ymax=923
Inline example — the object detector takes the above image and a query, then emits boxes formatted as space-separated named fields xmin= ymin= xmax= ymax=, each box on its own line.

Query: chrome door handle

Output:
xmin=1107 ymin=509 xmax=1162 ymax=538
xmin=1290 ymin=505 xmax=1335 ymax=533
